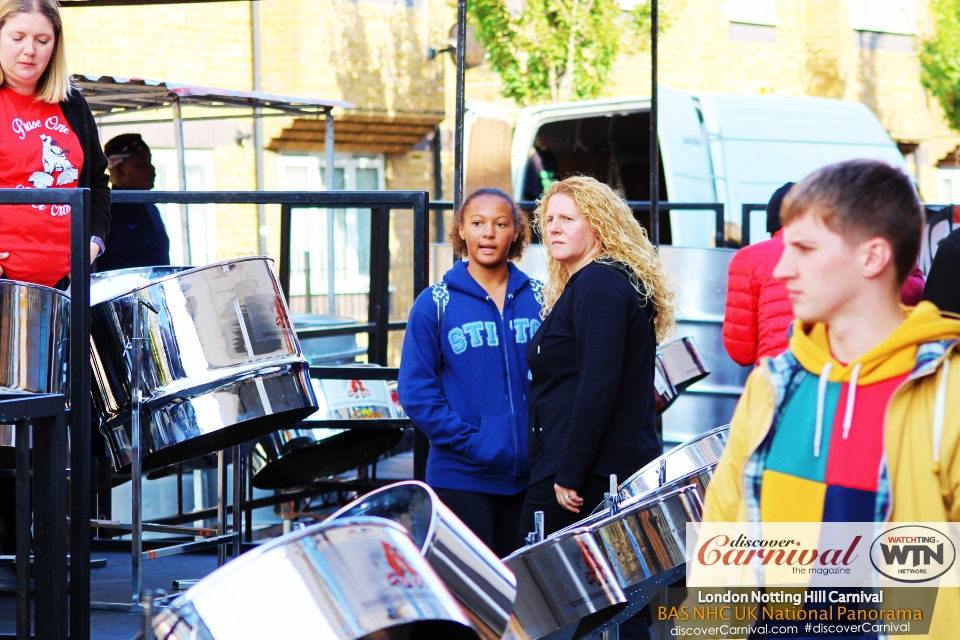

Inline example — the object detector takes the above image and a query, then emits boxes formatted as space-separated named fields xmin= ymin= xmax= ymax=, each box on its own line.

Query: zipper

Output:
xmin=497 ymin=293 xmax=522 ymax=483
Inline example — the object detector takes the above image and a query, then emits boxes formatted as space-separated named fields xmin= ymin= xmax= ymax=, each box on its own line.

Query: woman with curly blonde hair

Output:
xmin=518 ymin=175 xmax=677 ymax=543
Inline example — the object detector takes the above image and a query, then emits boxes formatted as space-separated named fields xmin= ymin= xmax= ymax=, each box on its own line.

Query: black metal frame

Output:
xmin=0 ymin=187 xmax=91 ymax=640
xmin=741 ymin=203 xmax=768 ymax=247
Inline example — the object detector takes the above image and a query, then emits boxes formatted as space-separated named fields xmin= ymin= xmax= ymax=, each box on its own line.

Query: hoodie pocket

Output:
xmin=468 ymin=412 xmax=517 ymax=474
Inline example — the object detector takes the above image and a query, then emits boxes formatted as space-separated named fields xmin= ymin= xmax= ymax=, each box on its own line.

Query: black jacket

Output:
xmin=526 ymin=261 xmax=661 ymax=491
xmin=59 ymin=90 xmax=110 ymax=240
xmin=922 ymin=227 xmax=960 ymax=315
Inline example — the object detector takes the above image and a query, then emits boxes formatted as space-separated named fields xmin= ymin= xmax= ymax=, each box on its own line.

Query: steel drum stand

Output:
xmin=90 ymin=298 xmax=243 ymax=612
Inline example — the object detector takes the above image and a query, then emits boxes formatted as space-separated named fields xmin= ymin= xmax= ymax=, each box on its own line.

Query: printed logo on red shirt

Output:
xmin=0 ymin=89 xmax=84 ymax=286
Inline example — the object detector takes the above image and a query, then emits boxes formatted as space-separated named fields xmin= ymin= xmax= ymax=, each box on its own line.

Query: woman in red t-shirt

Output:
xmin=0 ymin=0 xmax=110 ymax=562
xmin=0 ymin=0 xmax=110 ymax=288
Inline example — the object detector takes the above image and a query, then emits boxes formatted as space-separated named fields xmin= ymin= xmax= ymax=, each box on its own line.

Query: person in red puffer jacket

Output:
xmin=724 ymin=182 xmax=927 ymax=366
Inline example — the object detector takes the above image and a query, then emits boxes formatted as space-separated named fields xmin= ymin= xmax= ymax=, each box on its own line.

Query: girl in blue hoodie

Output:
xmin=398 ymin=188 xmax=543 ymax=557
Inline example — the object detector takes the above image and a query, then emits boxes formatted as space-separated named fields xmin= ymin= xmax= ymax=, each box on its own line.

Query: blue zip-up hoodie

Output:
xmin=398 ymin=261 xmax=544 ymax=495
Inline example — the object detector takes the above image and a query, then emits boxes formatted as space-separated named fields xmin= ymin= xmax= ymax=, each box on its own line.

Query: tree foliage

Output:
xmin=466 ymin=0 xmax=665 ymax=105
xmin=920 ymin=0 xmax=960 ymax=132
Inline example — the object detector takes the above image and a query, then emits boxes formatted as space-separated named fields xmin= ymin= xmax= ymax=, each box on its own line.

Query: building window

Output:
xmin=849 ymin=0 xmax=915 ymax=35
xmin=152 ymin=149 xmax=216 ymax=266
xmin=278 ymin=154 xmax=385 ymax=298
xmin=726 ymin=0 xmax=779 ymax=26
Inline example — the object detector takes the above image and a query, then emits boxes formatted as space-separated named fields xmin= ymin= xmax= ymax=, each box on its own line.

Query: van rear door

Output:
xmin=698 ymin=93 xmax=906 ymax=245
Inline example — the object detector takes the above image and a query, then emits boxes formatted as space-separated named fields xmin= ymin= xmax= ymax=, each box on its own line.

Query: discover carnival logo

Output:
xmin=870 ymin=525 xmax=956 ymax=583
xmin=687 ymin=522 xmax=960 ymax=588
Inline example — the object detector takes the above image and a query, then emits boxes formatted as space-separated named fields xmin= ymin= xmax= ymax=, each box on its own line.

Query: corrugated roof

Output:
xmin=74 ymin=74 xmax=354 ymax=117
xmin=268 ymin=112 xmax=444 ymax=154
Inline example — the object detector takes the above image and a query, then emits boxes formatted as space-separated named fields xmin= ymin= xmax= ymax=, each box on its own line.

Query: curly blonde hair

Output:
xmin=534 ymin=176 xmax=677 ymax=343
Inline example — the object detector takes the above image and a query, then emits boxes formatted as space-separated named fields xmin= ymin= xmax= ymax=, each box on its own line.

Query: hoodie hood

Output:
xmin=444 ymin=260 xmax=531 ymax=301
xmin=789 ymin=301 xmax=960 ymax=384
xmin=787 ymin=302 xmax=960 ymax=459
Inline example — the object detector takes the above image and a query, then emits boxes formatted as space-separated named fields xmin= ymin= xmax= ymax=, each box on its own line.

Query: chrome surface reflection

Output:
xmin=248 ymin=376 xmax=402 ymax=489
xmin=504 ymin=526 xmax=626 ymax=640
xmin=152 ymin=517 xmax=477 ymax=640
xmin=90 ymin=258 xmax=318 ymax=471
xmin=581 ymin=485 xmax=704 ymax=635
xmin=617 ymin=425 xmax=729 ymax=505
xmin=326 ymin=481 xmax=517 ymax=640
xmin=0 ymin=280 xmax=69 ymax=467
xmin=658 ymin=248 xmax=752 ymax=442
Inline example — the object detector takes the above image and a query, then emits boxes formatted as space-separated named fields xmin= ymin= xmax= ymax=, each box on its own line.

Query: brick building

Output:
xmin=460 ymin=0 xmax=960 ymax=204
xmin=61 ymin=0 xmax=960 ymax=352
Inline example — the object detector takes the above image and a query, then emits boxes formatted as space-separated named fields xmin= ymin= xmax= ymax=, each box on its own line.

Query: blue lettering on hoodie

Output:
xmin=398 ymin=261 xmax=544 ymax=495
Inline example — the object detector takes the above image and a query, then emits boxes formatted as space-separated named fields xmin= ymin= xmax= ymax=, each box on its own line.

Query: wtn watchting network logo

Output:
xmin=870 ymin=525 xmax=957 ymax=583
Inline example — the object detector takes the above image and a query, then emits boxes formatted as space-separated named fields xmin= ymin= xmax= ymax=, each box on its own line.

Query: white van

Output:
xmin=494 ymin=86 xmax=906 ymax=246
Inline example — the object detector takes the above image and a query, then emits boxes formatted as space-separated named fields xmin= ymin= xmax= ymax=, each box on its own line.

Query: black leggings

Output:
xmin=431 ymin=486 xmax=526 ymax=558
xmin=516 ymin=474 xmax=608 ymax=546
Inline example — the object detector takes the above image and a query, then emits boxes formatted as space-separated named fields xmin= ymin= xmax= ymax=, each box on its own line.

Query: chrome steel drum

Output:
xmin=579 ymin=485 xmax=704 ymax=635
xmin=617 ymin=425 xmax=729 ymax=505
xmin=0 ymin=280 xmax=69 ymax=468
xmin=152 ymin=517 xmax=477 ymax=640
xmin=658 ymin=336 xmax=709 ymax=391
xmin=504 ymin=526 xmax=626 ymax=640
xmin=90 ymin=259 xmax=318 ymax=472
xmin=653 ymin=353 xmax=677 ymax=414
xmin=248 ymin=375 xmax=402 ymax=489
xmin=326 ymin=481 xmax=517 ymax=640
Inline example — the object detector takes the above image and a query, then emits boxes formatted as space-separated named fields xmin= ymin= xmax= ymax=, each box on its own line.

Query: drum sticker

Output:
xmin=244 ymin=293 xmax=295 ymax=341
xmin=319 ymin=379 xmax=394 ymax=419
xmin=578 ymin=538 xmax=611 ymax=587
xmin=383 ymin=541 xmax=425 ymax=588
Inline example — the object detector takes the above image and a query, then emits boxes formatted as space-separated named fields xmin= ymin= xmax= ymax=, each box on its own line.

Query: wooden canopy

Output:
xmin=268 ymin=111 xmax=444 ymax=154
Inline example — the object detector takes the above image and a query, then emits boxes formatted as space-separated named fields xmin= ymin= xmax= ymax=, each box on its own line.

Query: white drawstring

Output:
xmin=842 ymin=364 xmax=862 ymax=440
xmin=814 ymin=362 xmax=833 ymax=458
xmin=933 ymin=358 xmax=950 ymax=465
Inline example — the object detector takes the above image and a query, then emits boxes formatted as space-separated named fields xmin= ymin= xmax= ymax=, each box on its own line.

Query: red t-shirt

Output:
xmin=0 ymin=87 xmax=82 ymax=287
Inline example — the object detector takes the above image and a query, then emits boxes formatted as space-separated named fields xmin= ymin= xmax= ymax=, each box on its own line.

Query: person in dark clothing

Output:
xmin=98 ymin=133 xmax=170 ymax=271
xmin=519 ymin=175 xmax=677 ymax=540
xmin=398 ymin=188 xmax=541 ymax=558
xmin=522 ymin=135 xmax=559 ymax=202
xmin=922 ymin=225 xmax=960 ymax=315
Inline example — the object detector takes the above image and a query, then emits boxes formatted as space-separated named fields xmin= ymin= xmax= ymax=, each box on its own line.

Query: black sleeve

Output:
xmin=554 ymin=267 xmax=632 ymax=491
xmin=81 ymin=97 xmax=111 ymax=240
xmin=923 ymin=241 xmax=960 ymax=315
xmin=63 ymin=92 xmax=111 ymax=240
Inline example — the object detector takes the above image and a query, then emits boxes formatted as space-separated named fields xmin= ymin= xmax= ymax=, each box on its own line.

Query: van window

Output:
xmin=528 ymin=111 xmax=671 ymax=243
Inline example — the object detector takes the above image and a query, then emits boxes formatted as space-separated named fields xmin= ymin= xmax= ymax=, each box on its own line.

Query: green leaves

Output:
xmin=466 ymin=0 xmax=666 ymax=105
xmin=920 ymin=0 xmax=960 ymax=132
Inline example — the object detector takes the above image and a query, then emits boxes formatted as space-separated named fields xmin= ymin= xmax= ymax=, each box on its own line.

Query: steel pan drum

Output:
xmin=504 ymin=526 xmax=626 ymax=640
xmin=0 ymin=280 xmax=70 ymax=468
xmin=617 ymin=425 xmax=729 ymax=505
xmin=326 ymin=481 xmax=517 ymax=640
xmin=90 ymin=259 xmax=318 ymax=472
xmin=248 ymin=376 xmax=402 ymax=489
xmin=576 ymin=486 xmax=703 ymax=635
xmin=152 ymin=517 xmax=477 ymax=640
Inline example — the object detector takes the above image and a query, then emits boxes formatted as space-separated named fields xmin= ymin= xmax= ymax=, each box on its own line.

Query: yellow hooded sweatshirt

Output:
xmin=700 ymin=302 xmax=960 ymax=639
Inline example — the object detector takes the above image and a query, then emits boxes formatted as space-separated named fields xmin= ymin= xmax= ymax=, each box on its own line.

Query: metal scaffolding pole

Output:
xmin=453 ymin=0 xmax=467 ymax=212
xmin=172 ymin=98 xmax=192 ymax=263
xmin=650 ymin=0 xmax=660 ymax=248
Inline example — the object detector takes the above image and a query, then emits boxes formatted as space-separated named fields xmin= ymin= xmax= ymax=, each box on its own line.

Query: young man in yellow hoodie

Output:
xmin=700 ymin=159 xmax=960 ymax=639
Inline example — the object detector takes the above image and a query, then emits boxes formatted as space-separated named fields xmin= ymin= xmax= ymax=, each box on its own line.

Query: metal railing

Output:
xmin=112 ymin=190 xmax=429 ymax=366
xmin=0 ymin=187 xmax=91 ymax=640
